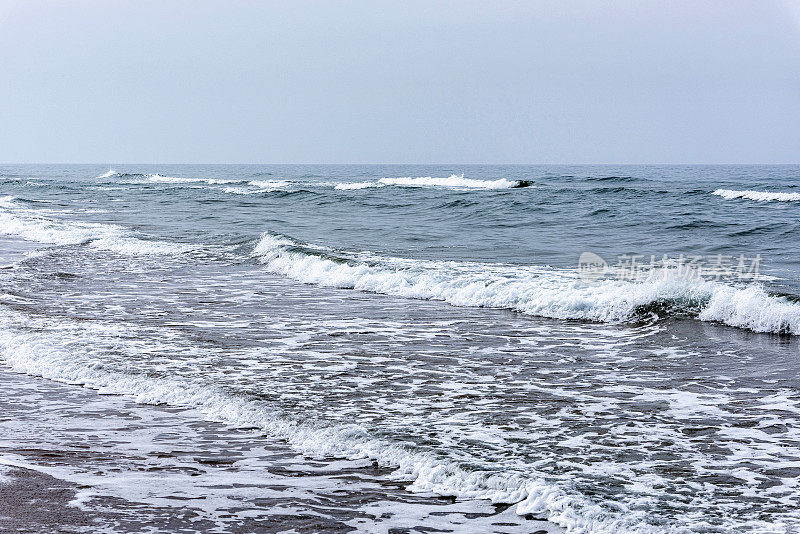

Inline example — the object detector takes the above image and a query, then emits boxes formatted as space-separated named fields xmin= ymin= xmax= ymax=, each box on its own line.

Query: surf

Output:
xmin=252 ymin=232 xmax=800 ymax=335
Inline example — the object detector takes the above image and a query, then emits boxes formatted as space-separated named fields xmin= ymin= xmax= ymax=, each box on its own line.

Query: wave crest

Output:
xmin=378 ymin=174 xmax=529 ymax=189
xmin=148 ymin=174 xmax=240 ymax=185
xmin=252 ymin=233 xmax=800 ymax=335
xmin=332 ymin=175 xmax=533 ymax=190
xmin=0 ymin=197 xmax=195 ymax=255
xmin=712 ymin=189 xmax=800 ymax=202
xmin=334 ymin=182 xmax=384 ymax=190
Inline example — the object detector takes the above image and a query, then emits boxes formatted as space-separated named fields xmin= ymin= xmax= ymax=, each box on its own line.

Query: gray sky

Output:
xmin=1 ymin=0 xmax=799 ymax=163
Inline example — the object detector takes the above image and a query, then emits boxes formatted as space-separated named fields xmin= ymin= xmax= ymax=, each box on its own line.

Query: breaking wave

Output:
xmin=712 ymin=189 xmax=800 ymax=202
xmin=252 ymin=233 xmax=800 ymax=335
xmin=378 ymin=174 xmax=532 ymax=189
xmin=147 ymin=174 xmax=240 ymax=185
xmin=334 ymin=182 xmax=384 ymax=190
xmin=95 ymin=170 xmax=241 ymax=185
xmin=92 ymin=172 xmax=535 ymax=192
xmin=0 ymin=197 xmax=195 ymax=255
xmin=96 ymin=169 xmax=117 ymax=179
xmin=247 ymin=180 xmax=292 ymax=189
xmin=333 ymin=175 xmax=533 ymax=191
xmin=221 ymin=180 xmax=294 ymax=195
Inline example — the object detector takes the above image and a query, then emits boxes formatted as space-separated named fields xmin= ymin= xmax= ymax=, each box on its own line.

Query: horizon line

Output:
xmin=2 ymin=162 xmax=800 ymax=166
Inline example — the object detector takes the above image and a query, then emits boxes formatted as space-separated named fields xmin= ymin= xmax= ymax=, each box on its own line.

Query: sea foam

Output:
xmin=248 ymin=180 xmax=292 ymax=189
xmin=252 ymin=233 xmax=800 ymax=335
xmin=0 ymin=197 xmax=195 ymax=255
xmin=0 ymin=309 xmax=655 ymax=533
xmin=148 ymin=174 xmax=240 ymax=185
xmin=378 ymin=174 xmax=524 ymax=189
xmin=332 ymin=175 xmax=531 ymax=191
xmin=334 ymin=182 xmax=384 ymax=190
xmin=95 ymin=171 xmax=239 ymax=185
xmin=712 ymin=189 xmax=800 ymax=202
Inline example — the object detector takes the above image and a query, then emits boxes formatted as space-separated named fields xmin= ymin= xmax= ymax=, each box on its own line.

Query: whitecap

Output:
xmin=334 ymin=182 xmax=383 ymax=190
xmin=148 ymin=174 xmax=239 ymax=185
xmin=378 ymin=174 xmax=523 ymax=189
xmin=712 ymin=189 xmax=800 ymax=202
xmin=96 ymin=169 xmax=117 ymax=179
xmin=247 ymin=180 xmax=291 ymax=189
xmin=0 ymin=198 xmax=195 ymax=255
xmin=252 ymin=233 xmax=800 ymax=335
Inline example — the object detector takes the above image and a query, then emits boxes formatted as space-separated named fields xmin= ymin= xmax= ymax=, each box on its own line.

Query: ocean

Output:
xmin=0 ymin=164 xmax=798 ymax=533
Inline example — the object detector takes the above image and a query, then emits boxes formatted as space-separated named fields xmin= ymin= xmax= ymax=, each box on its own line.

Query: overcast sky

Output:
xmin=1 ymin=0 xmax=799 ymax=163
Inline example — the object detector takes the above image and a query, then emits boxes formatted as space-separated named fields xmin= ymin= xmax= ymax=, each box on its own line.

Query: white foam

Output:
xmin=712 ymin=189 xmax=800 ymax=202
xmin=334 ymin=182 xmax=383 ymax=190
xmin=378 ymin=174 xmax=522 ymax=189
xmin=699 ymin=284 xmax=800 ymax=334
xmin=219 ymin=180 xmax=293 ymax=195
xmin=96 ymin=169 xmax=117 ymax=179
xmin=0 ymin=463 xmax=13 ymax=484
xmin=148 ymin=174 xmax=239 ymax=185
xmin=0 ymin=310 xmax=650 ymax=533
xmin=248 ymin=180 xmax=292 ymax=189
xmin=0 ymin=197 xmax=195 ymax=255
xmin=218 ymin=181 xmax=289 ymax=195
xmin=91 ymin=236 xmax=196 ymax=255
xmin=253 ymin=233 xmax=800 ymax=335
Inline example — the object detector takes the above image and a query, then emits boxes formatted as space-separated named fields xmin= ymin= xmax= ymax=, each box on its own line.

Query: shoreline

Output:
xmin=0 ymin=367 xmax=561 ymax=533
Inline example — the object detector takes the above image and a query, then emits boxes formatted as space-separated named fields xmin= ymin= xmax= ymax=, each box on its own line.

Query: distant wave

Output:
xmin=221 ymin=187 xmax=261 ymax=195
xmin=253 ymin=233 xmax=800 ymax=335
xmin=0 ymin=197 xmax=195 ymax=255
xmin=220 ymin=180 xmax=294 ymax=195
xmin=96 ymin=172 xmax=293 ymax=193
xmin=94 ymin=172 xmax=534 ymax=192
xmin=585 ymin=176 xmax=641 ymax=182
xmin=95 ymin=171 xmax=289 ymax=189
xmin=379 ymin=174 xmax=531 ymax=189
xmin=334 ymin=182 xmax=384 ymax=190
xmin=148 ymin=174 xmax=240 ymax=185
xmin=247 ymin=180 xmax=292 ymax=189
xmin=334 ymin=175 xmax=533 ymax=190
xmin=712 ymin=189 xmax=800 ymax=202
xmin=96 ymin=171 xmax=241 ymax=185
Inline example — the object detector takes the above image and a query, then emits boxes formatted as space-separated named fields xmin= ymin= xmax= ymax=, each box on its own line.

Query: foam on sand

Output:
xmin=252 ymin=232 xmax=800 ymax=335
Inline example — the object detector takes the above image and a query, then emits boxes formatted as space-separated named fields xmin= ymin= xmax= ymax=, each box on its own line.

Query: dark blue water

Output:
xmin=4 ymin=164 xmax=800 ymax=278
xmin=1 ymin=164 xmax=799 ymax=533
